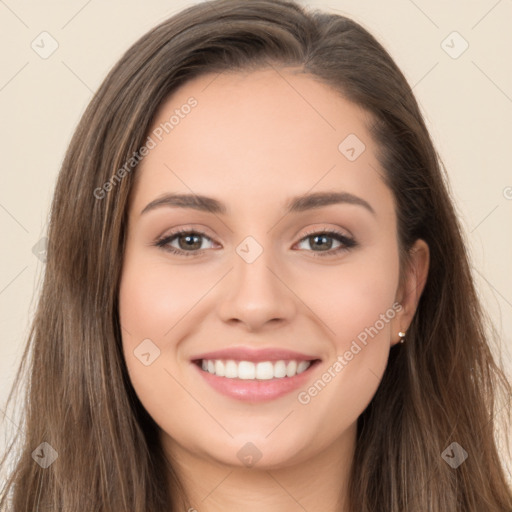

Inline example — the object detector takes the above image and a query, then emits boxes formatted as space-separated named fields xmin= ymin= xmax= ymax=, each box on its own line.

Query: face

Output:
xmin=118 ymin=67 xmax=427 ymax=470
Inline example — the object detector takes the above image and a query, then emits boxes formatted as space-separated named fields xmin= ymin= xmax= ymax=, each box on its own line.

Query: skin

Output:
xmin=118 ymin=66 xmax=429 ymax=512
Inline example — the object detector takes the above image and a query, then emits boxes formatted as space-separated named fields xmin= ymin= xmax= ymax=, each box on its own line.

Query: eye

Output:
xmin=295 ymin=229 xmax=357 ymax=257
xmin=154 ymin=229 xmax=215 ymax=256
xmin=153 ymin=227 xmax=357 ymax=258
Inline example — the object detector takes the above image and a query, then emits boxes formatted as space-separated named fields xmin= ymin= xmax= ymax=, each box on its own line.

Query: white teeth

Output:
xmin=297 ymin=361 xmax=310 ymax=374
xmin=255 ymin=362 xmax=274 ymax=380
xmin=274 ymin=360 xmax=287 ymax=378
xmin=215 ymin=360 xmax=225 ymax=377
xmin=238 ymin=361 xmax=255 ymax=380
xmin=199 ymin=359 xmax=313 ymax=380
xmin=225 ymin=360 xmax=238 ymax=378
xmin=286 ymin=360 xmax=297 ymax=377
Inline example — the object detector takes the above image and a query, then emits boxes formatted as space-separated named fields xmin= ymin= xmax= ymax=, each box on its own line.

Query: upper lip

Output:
xmin=191 ymin=347 xmax=321 ymax=363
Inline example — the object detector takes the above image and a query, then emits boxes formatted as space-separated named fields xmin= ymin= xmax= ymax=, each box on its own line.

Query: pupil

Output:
xmin=312 ymin=234 xmax=331 ymax=250
xmin=180 ymin=234 xmax=201 ymax=250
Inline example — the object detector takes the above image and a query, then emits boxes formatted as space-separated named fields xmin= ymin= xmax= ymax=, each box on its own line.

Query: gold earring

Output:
xmin=398 ymin=331 xmax=406 ymax=343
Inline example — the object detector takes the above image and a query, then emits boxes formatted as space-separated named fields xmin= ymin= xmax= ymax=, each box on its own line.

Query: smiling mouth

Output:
xmin=193 ymin=358 xmax=321 ymax=380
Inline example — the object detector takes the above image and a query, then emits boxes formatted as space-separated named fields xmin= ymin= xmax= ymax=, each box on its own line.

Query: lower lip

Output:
xmin=192 ymin=361 xmax=320 ymax=402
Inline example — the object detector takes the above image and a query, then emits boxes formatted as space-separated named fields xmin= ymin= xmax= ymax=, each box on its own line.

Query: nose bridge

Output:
xmin=216 ymin=234 xmax=296 ymax=329
xmin=233 ymin=234 xmax=283 ymax=301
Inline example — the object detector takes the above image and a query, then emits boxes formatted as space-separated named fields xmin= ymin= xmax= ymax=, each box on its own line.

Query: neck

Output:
xmin=161 ymin=423 xmax=356 ymax=512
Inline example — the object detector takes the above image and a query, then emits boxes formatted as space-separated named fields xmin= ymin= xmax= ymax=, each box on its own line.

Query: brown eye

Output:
xmin=307 ymin=234 xmax=335 ymax=251
xmin=177 ymin=233 xmax=203 ymax=250
xmin=295 ymin=230 xmax=357 ymax=257
xmin=155 ymin=230 xmax=215 ymax=256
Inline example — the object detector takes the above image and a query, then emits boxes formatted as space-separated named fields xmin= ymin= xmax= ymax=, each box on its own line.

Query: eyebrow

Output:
xmin=140 ymin=191 xmax=375 ymax=216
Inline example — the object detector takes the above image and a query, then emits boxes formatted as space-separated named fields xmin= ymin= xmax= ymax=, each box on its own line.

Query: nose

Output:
xmin=216 ymin=243 xmax=297 ymax=332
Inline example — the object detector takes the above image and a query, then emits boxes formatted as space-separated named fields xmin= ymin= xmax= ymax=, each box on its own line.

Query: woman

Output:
xmin=1 ymin=0 xmax=511 ymax=510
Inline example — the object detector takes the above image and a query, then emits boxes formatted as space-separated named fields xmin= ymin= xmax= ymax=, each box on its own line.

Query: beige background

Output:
xmin=1 ymin=0 xmax=511 ymax=472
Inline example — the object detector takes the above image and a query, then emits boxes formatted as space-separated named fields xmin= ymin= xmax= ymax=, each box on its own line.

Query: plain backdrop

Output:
xmin=1 ymin=0 xmax=511 ymax=471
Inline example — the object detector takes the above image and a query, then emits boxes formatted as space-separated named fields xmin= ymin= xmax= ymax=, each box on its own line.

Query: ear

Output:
xmin=390 ymin=239 xmax=430 ymax=346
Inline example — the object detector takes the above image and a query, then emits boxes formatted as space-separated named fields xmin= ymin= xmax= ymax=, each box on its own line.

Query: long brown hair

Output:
xmin=1 ymin=1 xmax=511 ymax=510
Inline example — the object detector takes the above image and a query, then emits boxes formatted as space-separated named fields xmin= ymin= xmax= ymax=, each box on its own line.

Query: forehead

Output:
xmin=132 ymin=67 xmax=391 ymax=217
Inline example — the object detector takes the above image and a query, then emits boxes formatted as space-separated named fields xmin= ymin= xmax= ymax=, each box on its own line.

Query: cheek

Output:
xmin=118 ymin=255 xmax=212 ymax=340
xmin=117 ymin=255 xmax=202 ymax=424
xmin=118 ymin=253 xmax=223 ymax=395
xmin=117 ymin=254 xmax=183 ymax=369
xmin=294 ymin=249 xmax=400 ymax=428
xmin=301 ymin=247 xmax=400 ymax=345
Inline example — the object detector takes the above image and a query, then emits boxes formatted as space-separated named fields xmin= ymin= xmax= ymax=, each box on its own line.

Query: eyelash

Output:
xmin=154 ymin=227 xmax=357 ymax=258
